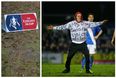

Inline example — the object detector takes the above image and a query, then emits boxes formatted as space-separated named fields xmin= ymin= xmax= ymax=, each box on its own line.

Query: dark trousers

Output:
xmin=65 ymin=42 xmax=90 ymax=71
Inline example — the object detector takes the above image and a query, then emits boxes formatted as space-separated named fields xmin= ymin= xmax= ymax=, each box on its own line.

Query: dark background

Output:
xmin=42 ymin=2 xmax=115 ymax=24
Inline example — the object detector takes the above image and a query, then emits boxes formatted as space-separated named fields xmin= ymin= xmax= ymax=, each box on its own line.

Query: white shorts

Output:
xmin=87 ymin=44 xmax=96 ymax=54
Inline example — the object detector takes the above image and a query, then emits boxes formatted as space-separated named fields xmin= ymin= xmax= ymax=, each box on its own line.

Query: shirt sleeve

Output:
xmin=89 ymin=21 xmax=104 ymax=28
xmin=53 ymin=22 xmax=71 ymax=30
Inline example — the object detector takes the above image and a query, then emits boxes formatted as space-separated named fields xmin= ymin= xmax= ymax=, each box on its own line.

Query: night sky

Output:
xmin=42 ymin=2 xmax=115 ymax=25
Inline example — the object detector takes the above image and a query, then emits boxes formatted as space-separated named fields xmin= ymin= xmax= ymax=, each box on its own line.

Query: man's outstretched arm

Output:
xmin=89 ymin=20 xmax=108 ymax=28
xmin=47 ymin=22 xmax=71 ymax=30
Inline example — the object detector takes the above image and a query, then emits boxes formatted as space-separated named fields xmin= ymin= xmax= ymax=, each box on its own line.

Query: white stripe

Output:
xmin=87 ymin=28 xmax=96 ymax=45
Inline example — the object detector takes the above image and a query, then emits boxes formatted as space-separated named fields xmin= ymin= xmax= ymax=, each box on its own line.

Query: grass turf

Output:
xmin=42 ymin=64 xmax=115 ymax=77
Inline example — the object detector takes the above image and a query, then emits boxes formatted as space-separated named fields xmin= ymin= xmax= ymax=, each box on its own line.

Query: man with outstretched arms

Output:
xmin=47 ymin=11 xmax=107 ymax=74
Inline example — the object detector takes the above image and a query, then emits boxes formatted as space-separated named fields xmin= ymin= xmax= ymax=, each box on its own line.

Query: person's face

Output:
xmin=75 ymin=13 xmax=82 ymax=22
xmin=88 ymin=15 xmax=94 ymax=22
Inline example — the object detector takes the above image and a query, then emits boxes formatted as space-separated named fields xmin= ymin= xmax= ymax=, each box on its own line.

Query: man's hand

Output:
xmin=102 ymin=20 xmax=108 ymax=24
xmin=47 ymin=25 xmax=53 ymax=30
xmin=94 ymin=36 xmax=98 ymax=40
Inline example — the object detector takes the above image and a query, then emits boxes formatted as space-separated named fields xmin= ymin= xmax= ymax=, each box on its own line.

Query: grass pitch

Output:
xmin=42 ymin=64 xmax=115 ymax=77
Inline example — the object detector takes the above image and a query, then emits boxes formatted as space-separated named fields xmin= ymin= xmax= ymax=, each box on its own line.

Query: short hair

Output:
xmin=74 ymin=11 xmax=83 ymax=20
xmin=88 ymin=13 xmax=94 ymax=16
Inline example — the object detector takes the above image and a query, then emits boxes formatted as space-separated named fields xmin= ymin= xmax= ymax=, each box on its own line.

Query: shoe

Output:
xmin=86 ymin=69 xmax=93 ymax=74
xmin=62 ymin=69 xmax=70 ymax=73
xmin=89 ymin=69 xmax=93 ymax=73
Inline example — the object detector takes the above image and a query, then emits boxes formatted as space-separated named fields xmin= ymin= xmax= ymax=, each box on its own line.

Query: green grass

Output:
xmin=42 ymin=64 xmax=115 ymax=77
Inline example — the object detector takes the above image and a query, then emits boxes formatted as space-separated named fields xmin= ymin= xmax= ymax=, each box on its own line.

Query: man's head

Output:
xmin=88 ymin=13 xmax=94 ymax=22
xmin=74 ymin=11 xmax=83 ymax=22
